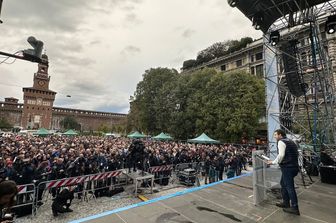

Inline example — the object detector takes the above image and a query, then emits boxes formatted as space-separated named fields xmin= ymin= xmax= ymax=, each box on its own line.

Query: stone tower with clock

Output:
xmin=22 ymin=54 xmax=57 ymax=129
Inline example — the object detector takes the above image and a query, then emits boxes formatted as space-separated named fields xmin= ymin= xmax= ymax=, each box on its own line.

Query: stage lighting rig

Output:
xmin=326 ymin=14 xmax=336 ymax=34
xmin=252 ymin=12 xmax=263 ymax=30
xmin=269 ymin=30 xmax=280 ymax=46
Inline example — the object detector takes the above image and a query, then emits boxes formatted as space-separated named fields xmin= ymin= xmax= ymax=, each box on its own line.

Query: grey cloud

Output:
xmin=58 ymin=77 xmax=107 ymax=96
xmin=182 ymin=29 xmax=196 ymax=38
xmin=2 ymin=0 xmax=143 ymax=32
xmin=1 ymin=0 xmax=261 ymax=114
xmin=57 ymin=56 xmax=96 ymax=67
xmin=121 ymin=45 xmax=141 ymax=56
xmin=54 ymin=81 xmax=130 ymax=113
xmin=124 ymin=13 xmax=142 ymax=26
xmin=89 ymin=40 xmax=101 ymax=45
xmin=3 ymin=0 xmax=89 ymax=32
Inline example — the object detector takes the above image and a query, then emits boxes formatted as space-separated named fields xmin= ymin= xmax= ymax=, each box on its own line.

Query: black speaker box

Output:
xmin=281 ymin=40 xmax=306 ymax=97
xmin=320 ymin=165 xmax=336 ymax=184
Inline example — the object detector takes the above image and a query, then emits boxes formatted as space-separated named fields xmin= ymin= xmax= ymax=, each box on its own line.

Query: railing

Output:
xmin=148 ymin=165 xmax=174 ymax=187
xmin=2 ymin=184 xmax=36 ymax=219
xmin=10 ymin=161 xmax=249 ymax=218
xmin=35 ymin=169 xmax=125 ymax=215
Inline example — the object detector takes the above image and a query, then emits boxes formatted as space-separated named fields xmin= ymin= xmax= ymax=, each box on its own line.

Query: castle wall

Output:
xmin=51 ymin=107 xmax=126 ymax=131
xmin=0 ymin=101 xmax=23 ymax=127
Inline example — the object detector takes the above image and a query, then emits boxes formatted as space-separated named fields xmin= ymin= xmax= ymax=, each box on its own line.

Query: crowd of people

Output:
xmin=0 ymin=134 xmax=257 ymax=219
xmin=0 ymin=135 xmax=255 ymax=186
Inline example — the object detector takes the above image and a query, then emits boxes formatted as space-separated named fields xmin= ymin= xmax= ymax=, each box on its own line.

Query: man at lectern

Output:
xmin=267 ymin=129 xmax=300 ymax=215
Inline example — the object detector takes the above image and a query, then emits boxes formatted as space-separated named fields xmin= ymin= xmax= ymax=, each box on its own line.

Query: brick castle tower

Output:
xmin=21 ymin=54 xmax=57 ymax=129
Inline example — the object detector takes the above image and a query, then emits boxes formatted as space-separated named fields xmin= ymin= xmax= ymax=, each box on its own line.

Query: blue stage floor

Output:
xmin=70 ymin=173 xmax=336 ymax=223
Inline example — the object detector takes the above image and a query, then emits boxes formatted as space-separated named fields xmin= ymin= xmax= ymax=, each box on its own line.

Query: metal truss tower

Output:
xmin=229 ymin=0 xmax=336 ymax=153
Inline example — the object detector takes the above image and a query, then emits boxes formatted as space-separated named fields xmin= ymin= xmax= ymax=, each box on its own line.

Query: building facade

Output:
xmin=182 ymin=39 xmax=264 ymax=78
xmin=0 ymin=55 xmax=127 ymax=131
xmin=181 ymin=19 xmax=336 ymax=142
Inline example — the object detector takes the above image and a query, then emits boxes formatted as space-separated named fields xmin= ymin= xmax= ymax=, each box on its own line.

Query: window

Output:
xmin=220 ymin=64 xmax=226 ymax=71
xmin=250 ymin=55 xmax=254 ymax=63
xmin=43 ymin=101 xmax=50 ymax=106
xmin=27 ymin=99 xmax=36 ymax=105
xmin=256 ymin=52 xmax=263 ymax=61
xmin=250 ymin=67 xmax=255 ymax=75
xmin=236 ymin=59 xmax=242 ymax=67
xmin=256 ymin=64 xmax=264 ymax=77
xmin=34 ymin=115 xmax=41 ymax=123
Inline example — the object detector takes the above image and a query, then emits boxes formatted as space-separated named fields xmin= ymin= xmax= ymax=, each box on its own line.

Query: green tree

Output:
xmin=127 ymin=67 xmax=179 ymax=134
xmin=128 ymin=67 xmax=265 ymax=142
xmin=60 ymin=116 xmax=81 ymax=131
xmin=98 ymin=124 xmax=109 ymax=133
xmin=194 ymin=37 xmax=254 ymax=66
xmin=182 ymin=59 xmax=196 ymax=70
xmin=0 ymin=117 xmax=12 ymax=129
xmin=168 ymin=68 xmax=217 ymax=139
xmin=200 ymin=70 xmax=265 ymax=142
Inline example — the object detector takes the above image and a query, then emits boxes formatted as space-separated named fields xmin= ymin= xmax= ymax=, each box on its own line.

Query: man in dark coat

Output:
xmin=51 ymin=188 xmax=74 ymax=217
xmin=268 ymin=129 xmax=300 ymax=215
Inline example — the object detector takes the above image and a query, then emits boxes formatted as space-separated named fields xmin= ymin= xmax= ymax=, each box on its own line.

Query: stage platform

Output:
xmin=70 ymin=173 xmax=336 ymax=223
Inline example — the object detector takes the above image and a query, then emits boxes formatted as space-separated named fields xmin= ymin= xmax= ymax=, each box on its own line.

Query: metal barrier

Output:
xmin=8 ymin=162 xmax=232 ymax=219
xmin=2 ymin=184 xmax=36 ymax=219
xmin=82 ymin=170 xmax=125 ymax=202
xmin=148 ymin=165 xmax=173 ymax=186
xmin=35 ymin=169 xmax=125 ymax=214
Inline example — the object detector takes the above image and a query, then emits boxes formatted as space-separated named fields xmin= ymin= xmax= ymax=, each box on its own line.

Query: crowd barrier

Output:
xmin=148 ymin=165 xmax=173 ymax=186
xmin=42 ymin=170 xmax=123 ymax=190
xmin=1 ymin=184 xmax=36 ymax=219
xmin=9 ymin=162 xmax=232 ymax=218
xmin=34 ymin=169 xmax=125 ymax=215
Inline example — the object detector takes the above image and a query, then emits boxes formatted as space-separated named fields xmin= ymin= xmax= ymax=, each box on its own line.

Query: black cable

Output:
xmin=0 ymin=51 xmax=21 ymax=65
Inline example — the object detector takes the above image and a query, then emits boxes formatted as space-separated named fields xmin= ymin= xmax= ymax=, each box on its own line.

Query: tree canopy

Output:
xmin=60 ymin=116 xmax=81 ymax=131
xmin=128 ymin=67 xmax=265 ymax=142
xmin=0 ymin=117 xmax=12 ymax=130
xmin=183 ymin=37 xmax=254 ymax=69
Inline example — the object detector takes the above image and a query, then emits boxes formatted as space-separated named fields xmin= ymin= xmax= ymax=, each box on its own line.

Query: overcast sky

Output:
xmin=0 ymin=0 xmax=262 ymax=114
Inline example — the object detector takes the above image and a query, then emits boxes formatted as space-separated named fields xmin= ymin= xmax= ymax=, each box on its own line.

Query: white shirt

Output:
xmin=272 ymin=140 xmax=286 ymax=165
